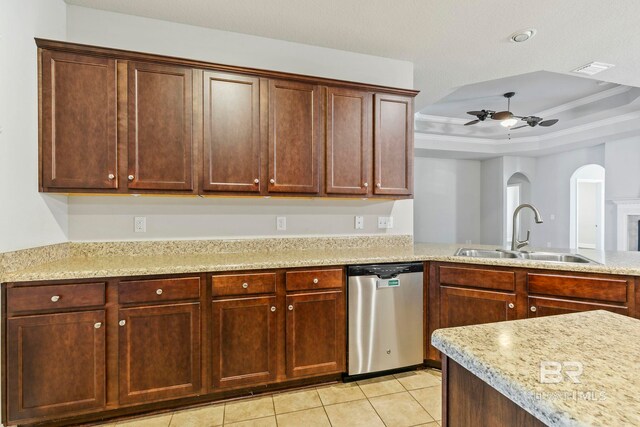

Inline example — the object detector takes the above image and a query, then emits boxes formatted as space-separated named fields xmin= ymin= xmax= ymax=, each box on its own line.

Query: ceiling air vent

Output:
xmin=572 ymin=62 xmax=615 ymax=76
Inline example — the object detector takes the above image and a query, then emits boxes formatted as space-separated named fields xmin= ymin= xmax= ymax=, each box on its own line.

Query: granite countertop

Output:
xmin=432 ymin=310 xmax=640 ymax=426
xmin=2 ymin=240 xmax=640 ymax=283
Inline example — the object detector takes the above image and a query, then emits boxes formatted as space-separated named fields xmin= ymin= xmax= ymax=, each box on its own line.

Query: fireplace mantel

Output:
xmin=613 ymin=199 xmax=640 ymax=251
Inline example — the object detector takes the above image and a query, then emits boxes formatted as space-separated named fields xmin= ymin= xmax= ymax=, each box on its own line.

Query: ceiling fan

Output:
xmin=465 ymin=92 xmax=559 ymax=129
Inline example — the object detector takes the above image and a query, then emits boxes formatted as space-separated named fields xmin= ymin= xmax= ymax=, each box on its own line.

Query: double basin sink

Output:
xmin=455 ymin=248 xmax=597 ymax=264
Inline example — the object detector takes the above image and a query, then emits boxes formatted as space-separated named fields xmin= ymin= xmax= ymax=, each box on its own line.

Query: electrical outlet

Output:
xmin=276 ymin=216 xmax=287 ymax=231
xmin=377 ymin=216 xmax=393 ymax=229
xmin=134 ymin=216 xmax=146 ymax=233
xmin=354 ymin=216 xmax=364 ymax=229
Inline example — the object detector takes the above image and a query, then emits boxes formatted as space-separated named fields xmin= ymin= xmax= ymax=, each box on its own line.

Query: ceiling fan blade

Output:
xmin=539 ymin=119 xmax=559 ymax=127
xmin=492 ymin=111 xmax=512 ymax=121
xmin=464 ymin=119 xmax=480 ymax=126
xmin=510 ymin=125 xmax=529 ymax=130
xmin=467 ymin=111 xmax=484 ymax=116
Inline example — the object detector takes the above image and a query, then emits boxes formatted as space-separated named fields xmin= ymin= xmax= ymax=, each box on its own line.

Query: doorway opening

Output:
xmin=506 ymin=172 xmax=531 ymax=247
xmin=570 ymin=165 xmax=605 ymax=250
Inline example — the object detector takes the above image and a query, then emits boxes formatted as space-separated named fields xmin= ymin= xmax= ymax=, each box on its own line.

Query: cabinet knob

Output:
xmin=508 ymin=303 xmax=515 ymax=309
xmin=530 ymin=306 xmax=537 ymax=312
xmin=128 ymin=175 xmax=135 ymax=181
xmin=271 ymin=306 xmax=276 ymax=312
xmin=254 ymin=178 xmax=260 ymax=184
xmin=119 ymin=320 xmax=126 ymax=326
xmin=288 ymin=304 xmax=294 ymax=311
xmin=270 ymin=178 xmax=275 ymax=184
xmin=376 ymin=183 xmax=381 ymax=188
xmin=108 ymin=173 xmax=115 ymax=180
xmin=242 ymin=282 xmax=249 ymax=289
xmin=313 ymin=278 xmax=319 ymax=284
xmin=94 ymin=322 xmax=102 ymax=329
xmin=51 ymin=295 xmax=60 ymax=302
xmin=363 ymin=182 xmax=368 ymax=187
xmin=156 ymin=289 xmax=163 ymax=295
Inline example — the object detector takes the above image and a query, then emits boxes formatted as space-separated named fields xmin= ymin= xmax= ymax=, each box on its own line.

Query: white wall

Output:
xmin=604 ymin=137 xmax=640 ymax=249
xmin=64 ymin=5 xmax=415 ymax=241
xmin=530 ymin=145 xmax=605 ymax=248
xmin=413 ymin=157 xmax=481 ymax=244
xmin=480 ymin=157 xmax=504 ymax=245
xmin=0 ymin=0 xmax=68 ymax=253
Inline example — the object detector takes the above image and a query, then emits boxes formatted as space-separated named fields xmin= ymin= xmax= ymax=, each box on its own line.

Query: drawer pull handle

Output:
xmin=108 ymin=173 xmax=115 ymax=180
xmin=271 ymin=306 xmax=276 ymax=312
xmin=288 ymin=305 xmax=293 ymax=311
xmin=363 ymin=182 xmax=368 ymax=187
xmin=313 ymin=278 xmax=319 ymax=284
xmin=530 ymin=306 xmax=537 ymax=312
xmin=508 ymin=303 xmax=515 ymax=309
xmin=94 ymin=322 xmax=102 ymax=329
xmin=242 ymin=283 xmax=249 ymax=289
xmin=254 ymin=178 xmax=259 ymax=184
xmin=119 ymin=320 xmax=126 ymax=326
xmin=376 ymin=183 xmax=381 ymax=188
xmin=51 ymin=295 xmax=60 ymax=302
xmin=156 ymin=289 xmax=163 ymax=295
xmin=270 ymin=178 xmax=275 ymax=184
xmin=128 ymin=174 xmax=135 ymax=181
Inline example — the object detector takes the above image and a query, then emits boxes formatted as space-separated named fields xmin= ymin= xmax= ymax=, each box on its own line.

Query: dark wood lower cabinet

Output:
xmin=440 ymin=286 xmax=517 ymax=328
xmin=7 ymin=311 xmax=106 ymax=422
xmin=118 ymin=303 xmax=201 ymax=404
xmin=286 ymin=291 xmax=345 ymax=378
xmin=211 ymin=296 xmax=277 ymax=389
xmin=528 ymin=296 xmax=628 ymax=318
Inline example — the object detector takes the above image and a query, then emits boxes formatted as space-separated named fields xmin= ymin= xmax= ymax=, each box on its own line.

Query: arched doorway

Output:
xmin=506 ymin=172 xmax=531 ymax=247
xmin=570 ymin=165 xmax=605 ymax=250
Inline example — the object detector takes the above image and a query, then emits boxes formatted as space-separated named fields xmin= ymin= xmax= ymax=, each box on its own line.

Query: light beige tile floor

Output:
xmin=96 ymin=368 xmax=442 ymax=427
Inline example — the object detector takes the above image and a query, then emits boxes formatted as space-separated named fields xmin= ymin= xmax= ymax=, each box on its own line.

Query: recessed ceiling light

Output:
xmin=572 ymin=62 xmax=615 ymax=76
xmin=510 ymin=29 xmax=537 ymax=43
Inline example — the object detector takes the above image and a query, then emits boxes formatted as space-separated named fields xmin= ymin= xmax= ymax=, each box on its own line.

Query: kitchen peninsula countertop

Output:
xmin=3 ymin=240 xmax=640 ymax=283
xmin=432 ymin=310 xmax=640 ymax=426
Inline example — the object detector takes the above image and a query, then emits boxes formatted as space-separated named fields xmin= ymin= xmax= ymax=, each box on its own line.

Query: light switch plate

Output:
xmin=354 ymin=216 xmax=364 ymax=229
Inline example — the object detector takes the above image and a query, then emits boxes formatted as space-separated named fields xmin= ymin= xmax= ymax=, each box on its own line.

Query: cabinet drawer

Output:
xmin=212 ymin=273 xmax=276 ymax=297
xmin=286 ymin=268 xmax=344 ymax=292
xmin=119 ymin=277 xmax=200 ymax=304
xmin=527 ymin=273 xmax=628 ymax=303
xmin=7 ymin=283 xmax=105 ymax=314
xmin=439 ymin=266 xmax=515 ymax=292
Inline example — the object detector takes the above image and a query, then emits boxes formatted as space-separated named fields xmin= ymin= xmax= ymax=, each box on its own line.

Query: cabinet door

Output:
xmin=203 ymin=71 xmax=261 ymax=193
xmin=7 ymin=311 xmax=105 ymax=423
xmin=441 ymin=287 xmax=516 ymax=328
xmin=128 ymin=62 xmax=193 ymax=191
xmin=41 ymin=50 xmax=117 ymax=190
xmin=268 ymin=80 xmax=320 ymax=193
xmin=325 ymin=88 xmax=372 ymax=195
xmin=211 ymin=296 xmax=277 ymax=389
xmin=373 ymin=94 xmax=413 ymax=196
xmin=286 ymin=291 xmax=345 ymax=378
xmin=528 ymin=297 xmax=628 ymax=318
xmin=119 ymin=303 xmax=200 ymax=404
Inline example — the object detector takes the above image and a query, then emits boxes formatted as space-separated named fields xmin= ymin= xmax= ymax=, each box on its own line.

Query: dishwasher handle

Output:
xmin=347 ymin=262 xmax=423 ymax=278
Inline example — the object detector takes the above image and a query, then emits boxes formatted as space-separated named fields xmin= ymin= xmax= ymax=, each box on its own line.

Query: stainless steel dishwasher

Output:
xmin=347 ymin=262 xmax=424 ymax=376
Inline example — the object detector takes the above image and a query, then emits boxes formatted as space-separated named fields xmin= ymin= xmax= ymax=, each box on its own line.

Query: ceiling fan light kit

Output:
xmin=465 ymin=91 xmax=559 ymax=130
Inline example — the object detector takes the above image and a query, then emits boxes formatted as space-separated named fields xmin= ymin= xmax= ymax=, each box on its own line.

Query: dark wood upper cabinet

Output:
xmin=7 ymin=310 xmax=106 ymax=423
xmin=286 ymin=291 xmax=345 ymax=378
xmin=325 ymin=88 xmax=372 ymax=195
xmin=373 ymin=94 xmax=413 ymax=196
xmin=40 ymin=51 xmax=118 ymax=190
xmin=118 ymin=303 xmax=201 ymax=404
xmin=211 ymin=296 xmax=277 ymax=389
xmin=127 ymin=62 xmax=194 ymax=191
xmin=202 ymin=71 xmax=261 ymax=193
xmin=268 ymin=80 xmax=321 ymax=194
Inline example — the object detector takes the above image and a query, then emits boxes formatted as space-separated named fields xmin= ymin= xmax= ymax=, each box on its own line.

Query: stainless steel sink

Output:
xmin=515 ymin=252 xmax=595 ymax=264
xmin=454 ymin=248 xmax=519 ymax=259
xmin=454 ymin=248 xmax=597 ymax=264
